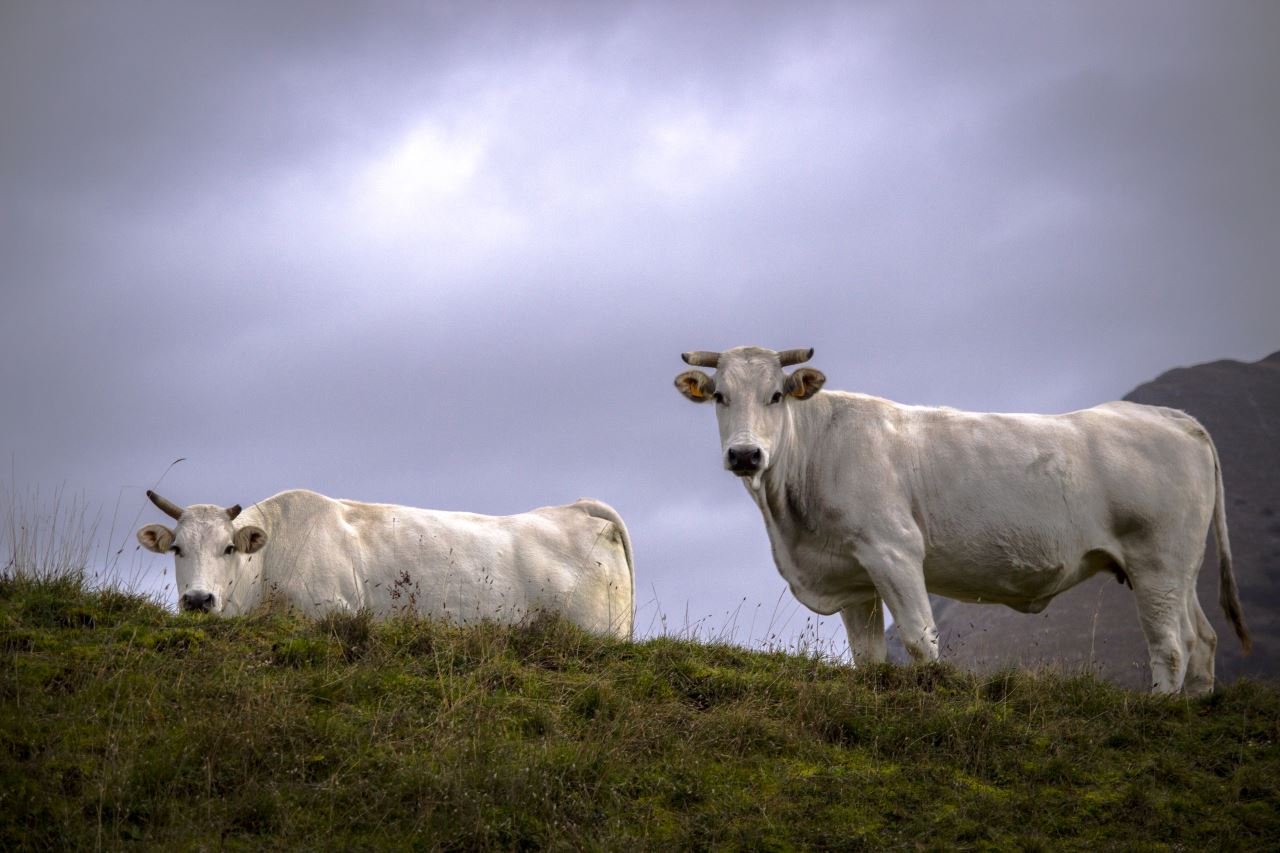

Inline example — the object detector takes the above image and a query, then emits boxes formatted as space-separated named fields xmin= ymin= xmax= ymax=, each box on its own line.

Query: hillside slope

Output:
xmin=889 ymin=350 xmax=1280 ymax=689
xmin=2 ymin=576 xmax=1278 ymax=850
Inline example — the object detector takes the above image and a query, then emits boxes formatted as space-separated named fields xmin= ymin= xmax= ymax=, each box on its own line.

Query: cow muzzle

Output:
xmin=180 ymin=590 xmax=216 ymax=613
xmin=725 ymin=444 xmax=765 ymax=475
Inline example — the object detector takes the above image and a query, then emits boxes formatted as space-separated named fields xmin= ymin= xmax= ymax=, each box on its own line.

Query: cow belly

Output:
xmin=922 ymin=537 xmax=1101 ymax=610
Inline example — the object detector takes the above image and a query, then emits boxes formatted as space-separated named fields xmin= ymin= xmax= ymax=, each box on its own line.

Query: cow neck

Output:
xmin=232 ymin=498 xmax=276 ymax=612
xmin=748 ymin=396 xmax=811 ymax=530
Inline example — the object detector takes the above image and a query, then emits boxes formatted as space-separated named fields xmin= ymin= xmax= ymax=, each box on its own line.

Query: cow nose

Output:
xmin=726 ymin=444 xmax=764 ymax=474
xmin=181 ymin=590 xmax=215 ymax=613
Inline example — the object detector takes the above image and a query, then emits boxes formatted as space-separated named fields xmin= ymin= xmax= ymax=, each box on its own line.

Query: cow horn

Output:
xmin=226 ymin=504 xmax=242 ymax=520
xmin=682 ymin=351 xmax=721 ymax=368
xmin=777 ymin=348 xmax=814 ymax=367
xmin=146 ymin=490 xmax=184 ymax=520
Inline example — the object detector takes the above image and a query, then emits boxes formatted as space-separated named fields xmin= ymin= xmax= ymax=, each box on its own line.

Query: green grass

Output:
xmin=2 ymin=572 xmax=1278 ymax=851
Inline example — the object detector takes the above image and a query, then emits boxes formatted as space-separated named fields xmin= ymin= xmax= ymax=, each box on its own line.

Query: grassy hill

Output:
xmin=2 ymin=572 xmax=1278 ymax=851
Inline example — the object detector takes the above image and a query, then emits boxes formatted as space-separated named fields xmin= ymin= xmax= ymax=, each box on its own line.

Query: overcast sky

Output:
xmin=3 ymin=1 xmax=1277 ymax=649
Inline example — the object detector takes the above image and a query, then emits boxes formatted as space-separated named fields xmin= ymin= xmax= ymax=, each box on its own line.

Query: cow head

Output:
xmin=136 ymin=490 xmax=267 ymax=614
xmin=674 ymin=346 xmax=825 ymax=487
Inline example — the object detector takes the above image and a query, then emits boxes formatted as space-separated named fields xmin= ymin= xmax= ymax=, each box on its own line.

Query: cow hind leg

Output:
xmin=1183 ymin=589 xmax=1217 ymax=696
xmin=840 ymin=594 xmax=886 ymax=667
xmin=1127 ymin=552 xmax=1197 ymax=694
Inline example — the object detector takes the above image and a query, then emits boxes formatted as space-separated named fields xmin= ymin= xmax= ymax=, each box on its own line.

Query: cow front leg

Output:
xmin=840 ymin=594 xmax=885 ymax=666
xmin=855 ymin=540 xmax=938 ymax=662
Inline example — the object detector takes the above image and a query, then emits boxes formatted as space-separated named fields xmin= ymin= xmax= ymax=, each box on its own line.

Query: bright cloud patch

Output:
xmin=355 ymin=122 xmax=485 ymax=232
xmin=350 ymin=121 xmax=525 ymax=253
xmin=637 ymin=111 xmax=746 ymax=199
xmin=366 ymin=123 xmax=484 ymax=200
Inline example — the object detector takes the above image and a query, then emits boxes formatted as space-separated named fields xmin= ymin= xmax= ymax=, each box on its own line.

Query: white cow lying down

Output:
xmin=137 ymin=489 xmax=634 ymax=639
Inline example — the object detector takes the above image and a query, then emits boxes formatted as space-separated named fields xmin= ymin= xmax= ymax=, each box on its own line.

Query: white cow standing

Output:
xmin=137 ymin=489 xmax=634 ymax=639
xmin=675 ymin=346 xmax=1250 ymax=694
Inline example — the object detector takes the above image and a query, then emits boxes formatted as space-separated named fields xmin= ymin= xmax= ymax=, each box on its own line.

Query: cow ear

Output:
xmin=785 ymin=368 xmax=826 ymax=400
xmin=675 ymin=370 xmax=716 ymax=403
xmin=234 ymin=525 xmax=268 ymax=554
xmin=137 ymin=524 xmax=175 ymax=554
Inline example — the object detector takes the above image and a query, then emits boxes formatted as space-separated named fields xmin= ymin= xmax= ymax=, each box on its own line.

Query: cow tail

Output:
xmin=577 ymin=499 xmax=636 ymax=639
xmin=1208 ymin=433 xmax=1251 ymax=654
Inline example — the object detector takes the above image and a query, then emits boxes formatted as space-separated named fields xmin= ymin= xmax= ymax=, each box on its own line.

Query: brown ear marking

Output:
xmin=234 ymin=525 xmax=268 ymax=555
xmin=136 ymin=524 xmax=174 ymax=554
xmin=785 ymin=367 xmax=826 ymax=400
xmin=675 ymin=370 xmax=716 ymax=402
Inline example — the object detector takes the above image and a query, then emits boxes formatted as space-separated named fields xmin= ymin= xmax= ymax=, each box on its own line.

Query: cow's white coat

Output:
xmin=676 ymin=346 xmax=1250 ymax=694
xmin=138 ymin=489 xmax=634 ymax=638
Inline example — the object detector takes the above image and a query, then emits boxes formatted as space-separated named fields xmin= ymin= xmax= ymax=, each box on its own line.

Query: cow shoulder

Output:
xmin=775 ymin=392 xmax=911 ymax=534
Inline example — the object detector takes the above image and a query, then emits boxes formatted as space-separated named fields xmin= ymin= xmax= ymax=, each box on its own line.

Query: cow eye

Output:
xmin=713 ymin=392 xmax=726 ymax=405
xmin=170 ymin=545 xmax=183 ymax=557
xmin=770 ymin=391 xmax=783 ymax=404
xmin=224 ymin=545 xmax=235 ymax=555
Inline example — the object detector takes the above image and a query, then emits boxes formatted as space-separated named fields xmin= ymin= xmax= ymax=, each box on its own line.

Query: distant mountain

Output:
xmin=887 ymin=351 xmax=1280 ymax=688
